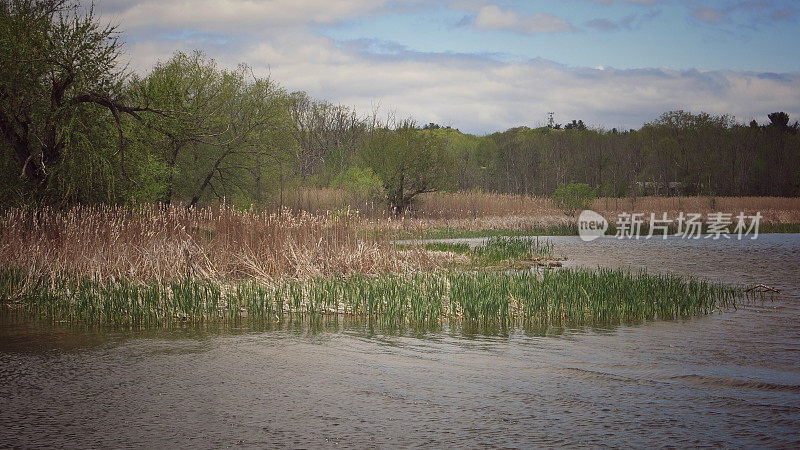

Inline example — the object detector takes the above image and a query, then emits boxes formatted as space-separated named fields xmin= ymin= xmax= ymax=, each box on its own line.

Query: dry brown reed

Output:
xmin=592 ymin=196 xmax=800 ymax=224
xmin=386 ymin=215 xmax=573 ymax=234
xmin=272 ymin=189 xmax=800 ymax=225
xmin=412 ymin=192 xmax=562 ymax=219
xmin=5 ymin=193 xmax=793 ymax=284
xmin=413 ymin=192 xmax=800 ymax=223
xmin=395 ymin=193 xmax=799 ymax=232
xmin=0 ymin=204 xmax=436 ymax=282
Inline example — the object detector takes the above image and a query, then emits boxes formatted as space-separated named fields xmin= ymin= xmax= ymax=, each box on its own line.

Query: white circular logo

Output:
xmin=578 ymin=210 xmax=608 ymax=242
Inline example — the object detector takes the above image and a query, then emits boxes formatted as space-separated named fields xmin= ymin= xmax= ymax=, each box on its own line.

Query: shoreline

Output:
xmin=394 ymin=222 xmax=800 ymax=240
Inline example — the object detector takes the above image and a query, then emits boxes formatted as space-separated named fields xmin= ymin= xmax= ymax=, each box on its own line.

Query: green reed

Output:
xmin=398 ymin=236 xmax=555 ymax=266
xmin=473 ymin=236 xmax=555 ymax=262
xmin=399 ymin=224 xmax=579 ymax=240
xmin=1 ymin=267 xmax=754 ymax=328
xmin=422 ymin=242 xmax=471 ymax=253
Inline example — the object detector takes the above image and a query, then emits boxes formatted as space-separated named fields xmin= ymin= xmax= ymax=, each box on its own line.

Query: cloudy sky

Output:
xmin=98 ymin=0 xmax=800 ymax=134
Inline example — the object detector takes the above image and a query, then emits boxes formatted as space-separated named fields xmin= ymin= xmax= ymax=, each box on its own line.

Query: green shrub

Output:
xmin=331 ymin=167 xmax=383 ymax=203
xmin=553 ymin=182 xmax=596 ymax=216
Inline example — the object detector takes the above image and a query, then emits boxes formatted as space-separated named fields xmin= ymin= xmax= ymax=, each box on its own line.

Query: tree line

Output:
xmin=460 ymin=110 xmax=799 ymax=199
xmin=2 ymin=0 xmax=799 ymax=215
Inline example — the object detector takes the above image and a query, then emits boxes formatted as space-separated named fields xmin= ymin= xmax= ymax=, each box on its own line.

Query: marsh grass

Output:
xmin=759 ymin=223 xmax=800 ymax=233
xmin=2 ymin=267 xmax=750 ymax=328
xmin=260 ymin=190 xmax=800 ymax=224
xmin=397 ymin=236 xmax=555 ymax=267
xmin=0 ymin=204 xmax=438 ymax=281
xmin=399 ymin=224 xmax=578 ymax=239
xmin=422 ymin=242 xmax=471 ymax=253
xmin=473 ymin=236 xmax=555 ymax=262
xmin=398 ymin=222 xmax=800 ymax=240
xmin=0 ymin=204 xmax=773 ymax=331
xmin=3 ymin=203 xmax=791 ymax=286
xmin=413 ymin=192 xmax=800 ymax=222
xmin=390 ymin=193 xmax=800 ymax=239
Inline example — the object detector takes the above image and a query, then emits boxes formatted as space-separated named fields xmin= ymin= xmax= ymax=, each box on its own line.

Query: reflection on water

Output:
xmin=1 ymin=235 xmax=799 ymax=447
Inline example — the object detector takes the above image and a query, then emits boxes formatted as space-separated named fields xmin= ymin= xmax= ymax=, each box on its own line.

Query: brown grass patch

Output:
xmin=4 ymin=193 xmax=795 ymax=283
xmin=591 ymin=196 xmax=800 ymax=223
xmin=405 ymin=193 xmax=800 ymax=231
xmin=0 ymin=205 xmax=436 ymax=282
xmin=275 ymin=189 xmax=800 ymax=225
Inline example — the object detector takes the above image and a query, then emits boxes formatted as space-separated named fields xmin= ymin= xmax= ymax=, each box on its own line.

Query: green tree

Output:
xmin=552 ymin=182 xmax=596 ymax=216
xmin=128 ymin=51 xmax=294 ymax=207
xmin=564 ymin=119 xmax=587 ymax=131
xmin=0 ymin=0 xmax=160 ymax=204
xmin=331 ymin=166 xmax=383 ymax=212
xmin=767 ymin=112 xmax=798 ymax=134
xmin=360 ymin=123 xmax=453 ymax=215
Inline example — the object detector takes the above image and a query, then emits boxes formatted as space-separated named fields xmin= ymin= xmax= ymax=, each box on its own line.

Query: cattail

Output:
xmin=0 ymin=204 xmax=430 ymax=283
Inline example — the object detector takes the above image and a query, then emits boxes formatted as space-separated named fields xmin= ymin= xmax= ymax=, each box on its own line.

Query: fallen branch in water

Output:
xmin=745 ymin=283 xmax=781 ymax=293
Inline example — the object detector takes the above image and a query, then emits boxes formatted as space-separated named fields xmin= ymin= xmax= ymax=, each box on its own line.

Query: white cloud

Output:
xmin=242 ymin=41 xmax=800 ymax=132
xmin=474 ymin=5 xmax=574 ymax=34
xmin=101 ymin=0 xmax=392 ymax=33
xmin=688 ymin=1 xmax=797 ymax=25
xmin=104 ymin=1 xmax=800 ymax=134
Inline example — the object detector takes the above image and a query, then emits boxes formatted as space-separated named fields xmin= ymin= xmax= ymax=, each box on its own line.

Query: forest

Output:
xmin=2 ymin=0 xmax=799 ymax=215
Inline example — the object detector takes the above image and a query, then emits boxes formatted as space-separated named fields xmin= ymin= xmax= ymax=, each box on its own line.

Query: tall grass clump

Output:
xmin=2 ymin=267 xmax=748 ymax=328
xmin=0 ymin=204 xmax=436 ymax=282
xmin=422 ymin=242 xmax=471 ymax=254
xmin=473 ymin=236 xmax=554 ymax=262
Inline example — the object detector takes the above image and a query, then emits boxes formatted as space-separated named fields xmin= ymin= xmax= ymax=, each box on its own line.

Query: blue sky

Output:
xmin=322 ymin=0 xmax=800 ymax=72
xmin=99 ymin=0 xmax=800 ymax=133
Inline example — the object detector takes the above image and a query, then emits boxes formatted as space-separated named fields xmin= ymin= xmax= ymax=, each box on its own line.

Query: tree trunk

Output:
xmin=188 ymin=148 xmax=231 ymax=209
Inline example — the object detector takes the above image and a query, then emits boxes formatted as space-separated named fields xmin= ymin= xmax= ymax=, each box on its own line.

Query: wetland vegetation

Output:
xmin=0 ymin=266 xmax=745 ymax=328
xmin=0 ymin=1 xmax=793 ymax=331
xmin=1 ymin=3 xmax=798 ymax=449
xmin=0 ymin=205 xmax=757 ymax=329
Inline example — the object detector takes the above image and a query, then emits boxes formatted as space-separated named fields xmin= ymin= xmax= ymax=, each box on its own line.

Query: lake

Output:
xmin=2 ymin=235 xmax=798 ymax=447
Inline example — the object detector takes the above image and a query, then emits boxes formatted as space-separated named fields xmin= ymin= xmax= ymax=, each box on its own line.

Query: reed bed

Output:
xmin=265 ymin=189 xmax=800 ymax=227
xmin=593 ymin=196 xmax=800 ymax=224
xmin=421 ymin=242 xmax=472 ymax=254
xmin=403 ymin=236 xmax=555 ymax=264
xmin=411 ymin=224 xmax=579 ymax=239
xmin=415 ymin=192 xmax=800 ymax=223
xmin=390 ymin=194 xmax=800 ymax=239
xmin=1 ymin=267 xmax=747 ymax=328
xmin=472 ymin=236 xmax=555 ymax=262
xmin=0 ymin=203 xmax=771 ymax=331
xmin=413 ymin=192 xmax=561 ymax=219
xmin=390 ymin=216 xmax=576 ymax=239
xmin=276 ymin=187 xmax=384 ymax=217
xmin=0 ymin=204 xmax=435 ymax=282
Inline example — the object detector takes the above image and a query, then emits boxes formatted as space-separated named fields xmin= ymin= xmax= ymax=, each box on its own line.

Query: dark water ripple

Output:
xmin=1 ymin=234 xmax=799 ymax=448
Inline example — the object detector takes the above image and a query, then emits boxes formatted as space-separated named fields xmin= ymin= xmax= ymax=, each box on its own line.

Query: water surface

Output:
xmin=2 ymin=235 xmax=799 ymax=448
